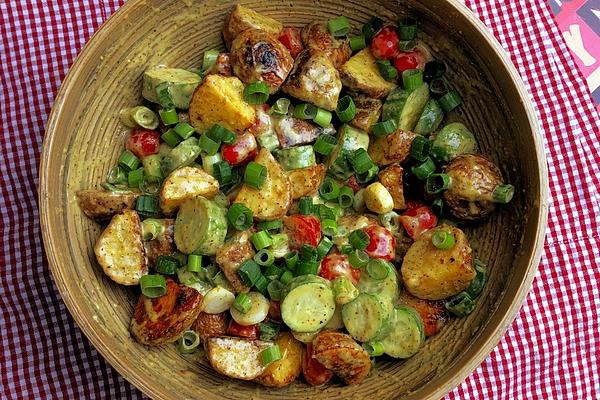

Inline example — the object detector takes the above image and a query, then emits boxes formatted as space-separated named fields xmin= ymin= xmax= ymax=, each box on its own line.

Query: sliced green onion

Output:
xmin=426 ymin=173 xmax=451 ymax=194
xmin=296 ymin=260 xmax=320 ymax=276
xmin=206 ymin=124 xmax=232 ymax=142
xmin=251 ymin=230 xmax=273 ymax=250
xmin=379 ymin=211 xmax=400 ymax=232
xmin=356 ymin=165 xmax=379 ymax=184
xmin=244 ymin=161 xmax=267 ymax=189
xmin=155 ymin=82 xmax=174 ymax=109
xmin=227 ymin=203 xmax=253 ymax=230
xmin=199 ymin=134 xmax=220 ymax=155
xmin=136 ymin=195 xmax=161 ymax=217
xmin=411 ymin=157 xmax=436 ymax=180
xmin=118 ymin=150 xmax=140 ymax=171
xmin=403 ymin=69 xmax=424 ymax=92
xmin=363 ymin=341 xmax=385 ymax=356
xmin=280 ymin=270 xmax=293 ymax=284
xmin=327 ymin=16 xmax=351 ymax=37
xmin=398 ymin=39 xmax=417 ymax=51
xmin=254 ymin=274 xmax=269 ymax=295
xmin=445 ymin=292 xmax=476 ymax=317
xmin=161 ymin=128 xmax=182 ymax=147
xmin=270 ymin=98 xmax=291 ymax=115
xmin=300 ymin=244 xmax=318 ymax=262
xmin=319 ymin=178 xmax=341 ymax=201
xmin=259 ymin=344 xmax=282 ymax=365
xmin=238 ymin=260 xmax=261 ymax=287
xmin=349 ymin=34 xmax=366 ymax=52
xmin=313 ymin=134 xmax=337 ymax=156
xmin=254 ymin=249 xmax=275 ymax=267
xmin=130 ymin=106 xmax=159 ymax=130
xmin=338 ymin=186 xmax=354 ymax=208
xmin=366 ymin=259 xmax=390 ymax=280
xmin=293 ymin=103 xmax=317 ymax=120
xmin=213 ymin=160 xmax=233 ymax=185
xmin=316 ymin=237 xmax=333 ymax=259
xmin=348 ymin=148 xmax=374 ymax=174
xmin=362 ymin=16 xmax=384 ymax=41
xmin=431 ymin=230 xmax=455 ymax=250
xmin=349 ymin=229 xmax=369 ymax=250
xmin=315 ymin=204 xmax=336 ymax=221
xmin=187 ymin=254 xmax=202 ymax=272
xmin=299 ymin=196 xmax=314 ymax=215
xmin=174 ymin=122 xmax=196 ymax=140
xmin=431 ymin=198 xmax=444 ymax=216
xmin=177 ymin=330 xmax=200 ymax=354
xmin=221 ymin=130 xmax=236 ymax=145
xmin=259 ymin=321 xmax=281 ymax=341
xmin=376 ymin=59 xmax=398 ymax=81
xmin=140 ymin=274 xmax=167 ymax=298
xmin=257 ymin=220 xmax=282 ymax=232
xmin=372 ymin=120 xmax=397 ymax=137
xmin=492 ymin=184 xmax=515 ymax=204
xmin=233 ymin=293 xmax=252 ymax=314
xmin=106 ymin=165 xmax=127 ymax=185
xmin=263 ymin=264 xmax=283 ymax=280
xmin=398 ymin=17 xmax=418 ymax=40
xmin=313 ymin=108 xmax=332 ymax=128
xmin=284 ymin=251 xmax=299 ymax=270
xmin=349 ymin=249 xmax=369 ymax=269
xmin=141 ymin=218 xmax=164 ymax=241
xmin=156 ymin=255 xmax=180 ymax=275
xmin=340 ymin=244 xmax=353 ymax=255
xmin=159 ymin=108 xmax=179 ymax=126
xmin=201 ymin=49 xmax=219 ymax=74
xmin=410 ymin=135 xmax=432 ymax=161
xmin=336 ymin=95 xmax=356 ymax=123
xmin=267 ymin=280 xmax=285 ymax=301
xmin=139 ymin=175 xmax=161 ymax=196
xmin=429 ymin=78 xmax=448 ymax=97
xmin=321 ymin=219 xmax=337 ymax=237
xmin=465 ymin=259 xmax=488 ymax=299
xmin=127 ymin=168 xmax=144 ymax=188
xmin=244 ymin=81 xmax=270 ymax=105
xmin=119 ymin=108 xmax=137 ymax=128
xmin=439 ymin=90 xmax=462 ymax=113
xmin=424 ymin=60 xmax=447 ymax=82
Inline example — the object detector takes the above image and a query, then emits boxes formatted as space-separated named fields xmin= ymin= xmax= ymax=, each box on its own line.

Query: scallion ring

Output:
xmin=431 ymin=230 xmax=455 ymax=250
xmin=349 ymin=34 xmax=366 ymax=52
xmin=313 ymin=108 xmax=332 ymax=128
xmin=187 ymin=254 xmax=202 ymax=272
xmin=363 ymin=341 xmax=385 ymax=356
xmin=410 ymin=135 xmax=432 ymax=161
xmin=199 ymin=134 xmax=220 ymax=156
xmin=270 ymin=98 xmax=291 ymax=115
xmin=327 ymin=16 xmax=351 ymax=37
xmin=140 ymin=274 xmax=167 ymax=298
xmin=212 ymin=161 xmax=233 ymax=185
xmin=299 ymin=196 xmax=314 ymax=215
xmin=174 ymin=122 xmax=196 ymax=140
xmin=244 ymin=161 xmax=267 ymax=189
xmin=429 ymin=78 xmax=448 ymax=97
xmin=313 ymin=134 xmax=337 ymax=156
xmin=227 ymin=203 xmax=253 ymax=230
xmin=250 ymin=230 xmax=273 ymax=250
xmin=356 ymin=164 xmax=380 ymax=184
xmin=348 ymin=229 xmax=369 ymax=250
xmin=238 ymin=260 xmax=261 ymax=287
xmin=424 ymin=60 xmax=447 ymax=82
xmin=127 ymin=168 xmax=144 ymax=188
xmin=257 ymin=220 xmax=282 ymax=232
xmin=161 ymin=129 xmax=182 ymax=147
xmin=403 ymin=69 xmax=424 ymax=92
xmin=141 ymin=218 xmax=164 ymax=241
xmin=338 ymin=186 xmax=354 ymax=208
xmin=284 ymin=251 xmax=299 ymax=270
xmin=376 ymin=59 xmax=398 ymax=81
xmin=300 ymin=244 xmax=318 ymax=262
xmin=293 ymin=103 xmax=317 ymax=120
xmin=349 ymin=249 xmax=369 ymax=269
xmin=156 ymin=255 xmax=180 ymax=275
xmin=253 ymin=274 xmax=269 ymax=295
xmin=411 ymin=158 xmax=436 ymax=180
xmin=319 ymin=178 xmax=341 ymax=201
xmin=348 ymin=148 xmax=374 ymax=174
xmin=336 ymin=95 xmax=357 ymax=123
xmin=267 ymin=280 xmax=285 ymax=301
xmin=233 ymin=293 xmax=252 ymax=314
xmin=321 ymin=219 xmax=338 ymax=237
xmin=106 ymin=165 xmax=127 ymax=185
xmin=254 ymin=249 xmax=275 ymax=267
xmin=371 ymin=120 xmax=397 ymax=137
xmin=492 ymin=184 xmax=515 ymax=204
xmin=243 ymin=81 xmax=270 ymax=105
xmin=426 ymin=173 xmax=452 ymax=194
xmin=259 ymin=345 xmax=282 ymax=365
xmin=159 ymin=108 xmax=179 ymax=126
xmin=135 ymin=195 xmax=161 ymax=217
xmin=316 ymin=237 xmax=334 ymax=259
xmin=398 ymin=17 xmax=418 ymax=40
xmin=439 ymin=90 xmax=462 ymax=113
xmin=118 ymin=150 xmax=140 ymax=171
xmin=366 ymin=259 xmax=390 ymax=280
xmin=398 ymin=39 xmax=417 ymax=52
xmin=177 ymin=330 xmax=200 ymax=354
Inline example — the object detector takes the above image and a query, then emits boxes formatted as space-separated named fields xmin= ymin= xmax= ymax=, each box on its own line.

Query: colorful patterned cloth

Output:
xmin=1 ymin=1 xmax=598 ymax=398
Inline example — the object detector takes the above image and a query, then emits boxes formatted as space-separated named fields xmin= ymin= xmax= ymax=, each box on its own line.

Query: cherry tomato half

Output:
xmin=283 ymin=215 xmax=322 ymax=250
xmin=319 ymin=254 xmax=361 ymax=285
xmin=227 ymin=320 xmax=259 ymax=339
xmin=370 ymin=26 xmax=400 ymax=59
xmin=393 ymin=48 xmax=429 ymax=72
xmin=302 ymin=344 xmax=334 ymax=386
xmin=126 ymin=128 xmax=160 ymax=159
xmin=279 ymin=27 xmax=304 ymax=58
xmin=399 ymin=204 xmax=437 ymax=239
xmin=363 ymin=225 xmax=396 ymax=261
xmin=221 ymin=132 xmax=257 ymax=166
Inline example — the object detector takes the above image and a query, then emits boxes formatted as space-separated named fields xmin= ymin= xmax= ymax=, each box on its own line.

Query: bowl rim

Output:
xmin=39 ymin=0 xmax=549 ymax=398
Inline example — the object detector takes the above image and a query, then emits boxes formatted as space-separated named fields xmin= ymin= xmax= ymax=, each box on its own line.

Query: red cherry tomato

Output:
xmin=363 ymin=225 xmax=396 ymax=260
xmin=126 ymin=129 xmax=160 ymax=159
xmin=279 ymin=27 xmax=304 ymax=58
xmin=268 ymin=300 xmax=282 ymax=322
xmin=319 ymin=254 xmax=361 ymax=285
xmin=399 ymin=205 xmax=438 ymax=239
xmin=370 ymin=26 xmax=400 ymax=59
xmin=346 ymin=175 xmax=363 ymax=193
xmin=227 ymin=321 xmax=259 ymax=339
xmin=393 ymin=48 xmax=428 ymax=71
xmin=283 ymin=215 xmax=322 ymax=250
xmin=302 ymin=344 xmax=334 ymax=386
xmin=221 ymin=132 xmax=257 ymax=166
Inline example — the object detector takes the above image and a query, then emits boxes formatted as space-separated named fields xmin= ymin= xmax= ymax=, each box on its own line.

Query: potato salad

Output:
xmin=77 ymin=4 xmax=515 ymax=388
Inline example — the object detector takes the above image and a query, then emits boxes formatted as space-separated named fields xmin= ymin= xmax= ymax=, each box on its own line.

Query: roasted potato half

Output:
xmin=223 ymin=4 xmax=283 ymax=49
xmin=215 ymin=230 xmax=255 ymax=293
xmin=207 ymin=337 xmax=274 ymax=380
xmin=350 ymin=95 xmax=383 ymax=133
xmin=143 ymin=218 xmax=175 ymax=267
xmin=312 ymin=331 xmax=371 ymax=385
xmin=368 ymin=129 xmax=417 ymax=166
xmin=94 ymin=209 xmax=147 ymax=285
xmin=192 ymin=312 xmax=229 ymax=343
xmin=287 ymin=163 xmax=326 ymax=199
xmin=301 ymin=22 xmax=351 ymax=68
xmin=254 ymin=332 xmax=303 ymax=387
xmin=378 ymin=164 xmax=406 ymax=210
xmin=130 ymin=279 xmax=203 ymax=345
xmin=159 ymin=166 xmax=219 ymax=215
xmin=76 ymin=189 xmax=138 ymax=221
xmin=398 ymin=290 xmax=449 ymax=337
xmin=234 ymin=148 xmax=292 ymax=220
xmin=282 ymin=49 xmax=342 ymax=111
xmin=230 ymin=29 xmax=293 ymax=94
xmin=401 ymin=225 xmax=476 ymax=300
xmin=340 ymin=49 xmax=396 ymax=98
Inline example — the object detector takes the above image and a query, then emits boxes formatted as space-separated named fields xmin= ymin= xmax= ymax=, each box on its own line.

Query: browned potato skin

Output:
xmin=254 ymin=332 xmax=303 ymax=388
xmin=206 ymin=53 xmax=233 ymax=77
xmin=192 ymin=312 xmax=229 ymax=343
xmin=76 ymin=189 xmax=137 ymax=220
xmin=215 ymin=230 xmax=254 ymax=293
xmin=443 ymin=154 xmax=504 ymax=221
xmin=378 ymin=164 xmax=406 ymax=210
xmin=312 ymin=331 xmax=371 ymax=385
xmin=350 ymin=95 xmax=382 ymax=133
xmin=288 ymin=164 xmax=326 ymax=199
xmin=368 ymin=129 xmax=417 ymax=166
xmin=273 ymin=115 xmax=323 ymax=148
xmin=130 ymin=279 xmax=203 ymax=345
xmin=398 ymin=290 xmax=449 ymax=337
xmin=223 ymin=4 xmax=283 ymax=49
xmin=230 ymin=29 xmax=294 ymax=94
xmin=143 ymin=219 xmax=175 ymax=267
xmin=401 ymin=225 xmax=476 ymax=300
xmin=301 ymin=22 xmax=351 ymax=68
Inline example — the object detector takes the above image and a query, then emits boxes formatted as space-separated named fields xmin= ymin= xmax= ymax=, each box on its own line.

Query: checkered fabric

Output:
xmin=1 ymin=0 xmax=598 ymax=398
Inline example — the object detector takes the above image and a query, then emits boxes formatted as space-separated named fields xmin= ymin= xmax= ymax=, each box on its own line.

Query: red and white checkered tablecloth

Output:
xmin=1 ymin=0 xmax=599 ymax=398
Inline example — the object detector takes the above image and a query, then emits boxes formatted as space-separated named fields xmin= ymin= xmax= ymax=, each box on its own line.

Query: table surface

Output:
xmin=1 ymin=1 xmax=599 ymax=399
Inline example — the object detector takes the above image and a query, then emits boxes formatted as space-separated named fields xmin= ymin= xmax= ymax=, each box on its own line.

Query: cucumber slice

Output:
xmin=342 ymin=292 xmax=387 ymax=342
xmin=142 ymin=154 xmax=163 ymax=179
xmin=414 ymin=99 xmax=444 ymax=136
xmin=382 ymin=89 xmax=409 ymax=123
xmin=381 ymin=305 xmax=425 ymax=358
xmin=256 ymin=131 xmax=281 ymax=152
xmin=161 ymin=137 xmax=202 ymax=176
xmin=326 ymin=124 xmax=369 ymax=180
xmin=281 ymin=283 xmax=335 ymax=332
xmin=275 ymin=145 xmax=316 ymax=171
xmin=142 ymin=66 xmax=201 ymax=110
xmin=398 ymin=83 xmax=430 ymax=131
xmin=357 ymin=260 xmax=399 ymax=316
xmin=174 ymin=196 xmax=227 ymax=255
xmin=430 ymin=122 xmax=479 ymax=163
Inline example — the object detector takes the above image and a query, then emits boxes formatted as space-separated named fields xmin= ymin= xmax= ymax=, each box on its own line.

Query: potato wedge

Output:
xmin=281 ymin=49 xmax=342 ymax=111
xmin=143 ymin=219 xmax=175 ymax=267
xmin=398 ymin=290 xmax=449 ymax=337
xmin=255 ymin=332 xmax=303 ymax=388
xmin=215 ymin=230 xmax=255 ymax=293
xmin=223 ymin=4 xmax=283 ymax=49
xmin=350 ymin=95 xmax=382 ymax=133
xmin=130 ymin=279 xmax=203 ymax=345
xmin=368 ymin=129 xmax=417 ymax=166
xmin=401 ymin=225 xmax=476 ymax=300
xmin=188 ymin=74 xmax=256 ymax=134
xmin=76 ymin=189 xmax=138 ymax=220
xmin=339 ymin=49 xmax=396 ymax=98
xmin=192 ymin=312 xmax=229 ymax=343
xmin=301 ymin=22 xmax=351 ymax=68
xmin=159 ymin=166 xmax=219 ymax=215
xmin=234 ymin=148 xmax=292 ymax=220
xmin=312 ymin=331 xmax=371 ymax=385
xmin=287 ymin=163 xmax=326 ymax=199
xmin=378 ymin=164 xmax=406 ymax=210
xmin=207 ymin=337 xmax=273 ymax=380
xmin=94 ymin=209 xmax=147 ymax=285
